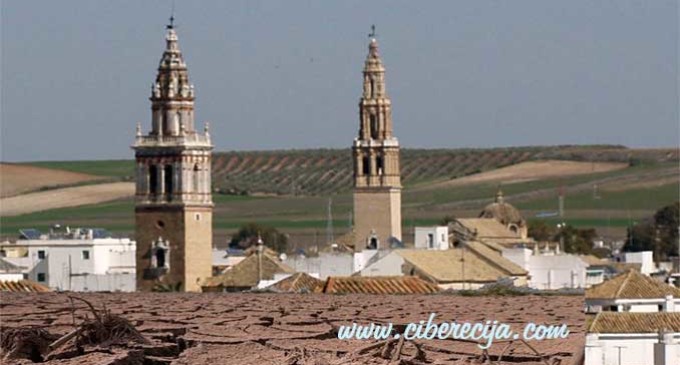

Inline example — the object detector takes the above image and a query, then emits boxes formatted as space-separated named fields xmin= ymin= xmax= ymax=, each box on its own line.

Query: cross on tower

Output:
xmin=368 ymin=24 xmax=376 ymax=39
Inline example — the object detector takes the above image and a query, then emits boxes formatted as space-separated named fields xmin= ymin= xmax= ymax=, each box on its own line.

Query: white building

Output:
xmin=502 ymin=246 xmax=594 ymax=289
xmin=285 ymin=252 xmax=354 ymax=279
xmin=585 ymin=269 xmax=680 ymax=313
xmin=1 ymin=228 xmax=136 ymax=292
xmin=624 ymin=251 xmax=656 ymax=275
xmin=585 ymin=312 xmax=680 ymax=365
xmin=0 ymin=258 xmax=24 ymax=282
xmin=414 ymin=226 xmax=449 ymax=250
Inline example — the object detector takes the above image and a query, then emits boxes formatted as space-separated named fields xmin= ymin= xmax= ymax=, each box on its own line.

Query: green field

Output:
xmin=29 ymin=160 xmax=134 ymax=178
xmin=5 ymin=146 xmax=678 ymax=246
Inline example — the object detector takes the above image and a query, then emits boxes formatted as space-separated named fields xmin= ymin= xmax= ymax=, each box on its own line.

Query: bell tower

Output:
xmin=133 ymin=20 xmax=213 ymax=292
xmin=352 ymin=29 xmax=402 ymax=251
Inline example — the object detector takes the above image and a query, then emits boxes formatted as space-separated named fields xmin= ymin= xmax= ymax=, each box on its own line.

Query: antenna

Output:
xmin=326 ymin=198 xmax=334 ymax=245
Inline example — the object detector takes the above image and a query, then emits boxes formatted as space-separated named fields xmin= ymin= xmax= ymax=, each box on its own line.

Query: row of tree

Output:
xmin=227 ymin=202 xmax=678 ymax=260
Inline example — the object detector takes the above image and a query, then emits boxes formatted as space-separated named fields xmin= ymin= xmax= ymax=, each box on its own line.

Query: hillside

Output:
xmin=1 ymin=145 xmax=677 ymax=243
xmin=23 ymin=145 xmax=677 ymax=196
xmin=209 ymin=145 xmax=678 ymax=195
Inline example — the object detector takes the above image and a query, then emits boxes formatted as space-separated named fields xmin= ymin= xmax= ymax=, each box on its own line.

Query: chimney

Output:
xmin=664 ymin=295 xmax=675 ymax=312
xmin=654 ymin=329 xmax=679 ymax=365
xmin=584 ymin=333 xmax=604 ymax=365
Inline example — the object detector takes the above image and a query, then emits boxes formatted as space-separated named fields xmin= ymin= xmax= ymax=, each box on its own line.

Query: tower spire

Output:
xmin=132 ymin=21 xmax=214 ymax=292
xmin=352 ymin=28 xmax=402 ymax=252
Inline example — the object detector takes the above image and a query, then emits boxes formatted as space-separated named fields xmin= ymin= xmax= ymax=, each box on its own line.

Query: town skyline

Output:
xmin=1 ymin=1 xmax=677 ymax=162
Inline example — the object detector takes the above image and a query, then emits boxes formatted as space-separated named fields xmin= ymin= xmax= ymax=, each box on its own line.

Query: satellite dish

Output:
xmin=279 ymin=253 xmax=287 ymax=261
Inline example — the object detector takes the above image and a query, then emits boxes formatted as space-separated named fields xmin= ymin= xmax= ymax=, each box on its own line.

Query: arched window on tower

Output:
xmin=376 ymin=155 xmax=384 ymax=175
xmin=174 ymin=111 xmax=181 ymax=135
xmin=370 ymin=79 xmax=375 ymax=98
xmin=149 ymin=165 xmax=158 ymax=195
xmin=362 ymin=156 xmax=370 ymax=175
xmin=151 ymin=237 xmax=170 ymax=270
xmin=370 ymin=114 xmax=378 ymax=139
xmin=164 ymin=165 xmax=173 ymax=198
xmin=193 ymin=164 xmax=200 ymax=194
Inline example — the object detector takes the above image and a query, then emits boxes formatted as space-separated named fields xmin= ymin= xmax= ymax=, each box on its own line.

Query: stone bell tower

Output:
xmin=133 ymin=20 xmax=213 ymax=292
xmin=352 ymin=30 xmax=402 ymax=251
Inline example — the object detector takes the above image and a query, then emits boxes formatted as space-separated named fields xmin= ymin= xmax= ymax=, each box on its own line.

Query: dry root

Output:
xmin=0 ymin=327 xmax=54 ymax=362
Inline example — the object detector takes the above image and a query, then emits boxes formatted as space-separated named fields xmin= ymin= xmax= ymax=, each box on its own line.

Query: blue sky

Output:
xmin=1 ymin=1 xmax=678 ymax=161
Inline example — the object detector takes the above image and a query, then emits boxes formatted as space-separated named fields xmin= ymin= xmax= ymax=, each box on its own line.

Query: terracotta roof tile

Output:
xmin=202 ymin=253 xmax=294 ymax=289
xmin=586 ymin=269 xmax=680 ymax=299
xmin=319 ymin=276 xmax=440 ymax=294
xmin=267 ymin=272 xmax=323 ymax=293
xmin=589 ymin=312 xmax=680 ymax=333
xmin=396 ymin=247 xmax=527 ymax=283
xmin=0 ymin=280 xmax=50 ymax=293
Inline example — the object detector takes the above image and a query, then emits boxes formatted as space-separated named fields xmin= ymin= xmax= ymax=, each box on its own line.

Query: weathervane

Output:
xmin=368 ymin=24 xmax=376 ymax=39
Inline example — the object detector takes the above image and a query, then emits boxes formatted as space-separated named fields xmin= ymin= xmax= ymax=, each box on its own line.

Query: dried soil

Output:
xmin=0 ymin=293 xmax=584 ymax=364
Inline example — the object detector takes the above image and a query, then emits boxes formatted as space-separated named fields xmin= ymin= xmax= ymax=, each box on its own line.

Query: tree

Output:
xmin=439 ymin=215 xmax=456 ymax=226
xmin=529 ymin=221 xmax=597 ymax=255
xmin=623 ymin=202 xmax=680 ymax=261
xmin=527 ymin=221 xmax=555 ymax=242
xmin=229 ymin=223 xmax=288 ymax=253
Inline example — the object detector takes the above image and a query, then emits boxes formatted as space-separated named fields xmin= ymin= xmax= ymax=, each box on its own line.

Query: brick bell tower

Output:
xmin=133 ymin=19 xmax=213 ymax=292
xmin=352 ymin=29 xmax=402 ymax=251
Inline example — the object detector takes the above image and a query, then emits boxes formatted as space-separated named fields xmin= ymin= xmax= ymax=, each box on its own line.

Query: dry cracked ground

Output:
xmin=0 ymin=293 xmax=584 ymax=365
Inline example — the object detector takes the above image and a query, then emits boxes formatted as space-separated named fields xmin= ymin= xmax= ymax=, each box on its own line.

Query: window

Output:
xmin=195 ymin=213 xmax=201 ymax=221
xmin=164 ymin=165 xmax=173 ymax=196
xmin=368 ymin=237 xmax=378 ymax=250
xmin=82 ymin=250 xmax=90 ymax=260
xmin=362 ymin=156 xmax=370 ymax=175
xmin=193 ymin=164 xmax=200 ymax=193
xmin=149 ymin=165 xmax=158 ymax=195
xmin=37 ymin=273 xmax=45 ymax=282
xmin=37 ymin=250 xmax=46 ymax=260
xmin=370 ymin=114 xmax=379 ymax=139
xmin=370 ymin=79 xmax=375 ymax=98
xmin=376 ymin=156 xmax=384 ymax=175
xmin=155 ymin=248 xmax=166 ymax=268
xmin=428 ymin=233 xmax=434 ymax=249
xmin=151 ymin=237 xmax=170 ymax=270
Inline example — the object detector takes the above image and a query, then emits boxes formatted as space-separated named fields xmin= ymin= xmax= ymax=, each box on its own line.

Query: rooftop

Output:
xmin=396 ymin=246 xmax=527 ymax=284
xmin=589 ymin=312 xmax=680 ymax=333
xmin=318 ymin=276 xmax=440 ymax=294
xmin=0 ymin=280 xmax=50 ymax=293
xmin=202 ymin=252 xmax=294 ymax=289
xmin=267 ymin=272 xmax=323 ymax=293
xmin=586 ymin=269 xmax=680 ymax=300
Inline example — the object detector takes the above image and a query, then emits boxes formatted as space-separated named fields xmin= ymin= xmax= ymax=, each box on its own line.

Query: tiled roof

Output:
xmin=456 ymin=218 xmax=519 ymax=239
xmin=267 ymin=272 xmax=323 ymax=293
xmin=396 ymin=247 xmax=527 ymax=284
xmin=589 ymin=312 xmax=680 ymax=333
xmin=0 ymin=280 xmax=50 ymax=293
xmin=466 ymin=241 xmax=527 ymax=275
xmin=586 ymin=269 xmax=680 ymax=299
xmin=318 ymin=276 xmax=440 ymax=294
xmin=202 ymin=253 xmax=294 ymax=289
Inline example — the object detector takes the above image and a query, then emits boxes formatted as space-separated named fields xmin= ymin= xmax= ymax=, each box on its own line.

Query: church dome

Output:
xmin=479 ymin=190 xmax=525 ymax=226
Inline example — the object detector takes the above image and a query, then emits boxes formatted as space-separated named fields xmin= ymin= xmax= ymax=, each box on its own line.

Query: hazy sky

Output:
xmin=1 ymin=1 xmax=678 ymax=162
